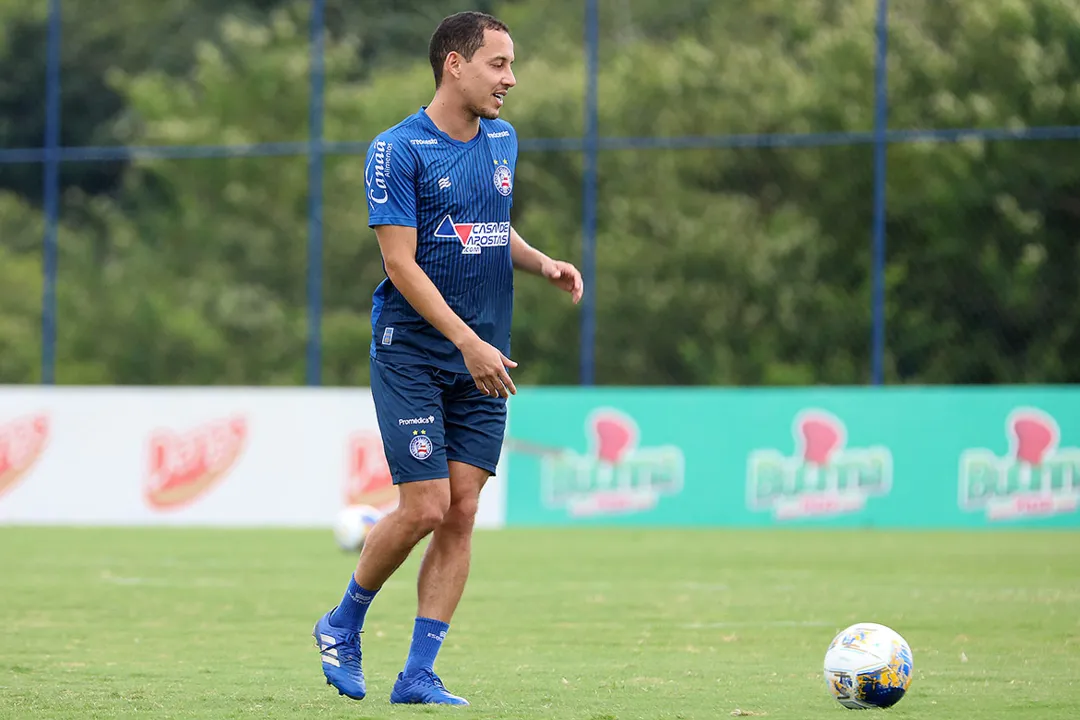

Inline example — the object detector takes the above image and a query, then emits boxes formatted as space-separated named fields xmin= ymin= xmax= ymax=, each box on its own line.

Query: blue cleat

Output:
xmin=312 ymin=608 xmax=366 ymax=700
xmin=390 ymin=669 xmax=469 ymax=706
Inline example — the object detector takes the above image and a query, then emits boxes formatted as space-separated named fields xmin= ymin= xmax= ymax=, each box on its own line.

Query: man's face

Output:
xmin=457 ymin=29 xmax=516 ymax=120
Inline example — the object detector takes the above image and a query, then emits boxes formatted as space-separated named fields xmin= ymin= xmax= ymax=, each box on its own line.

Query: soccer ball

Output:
xmin=333 ymin=504 xmax=382 ymax=552
xmin=823 ymin=622 xmax=914 ymax=709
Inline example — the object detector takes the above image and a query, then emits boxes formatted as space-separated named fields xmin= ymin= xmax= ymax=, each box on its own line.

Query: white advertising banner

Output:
xmin=0 ymin=387 xmax=506 ymax=529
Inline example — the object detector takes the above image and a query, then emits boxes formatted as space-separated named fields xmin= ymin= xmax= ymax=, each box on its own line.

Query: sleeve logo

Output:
xmin=366 ymin=140 xmax=391 ymax=205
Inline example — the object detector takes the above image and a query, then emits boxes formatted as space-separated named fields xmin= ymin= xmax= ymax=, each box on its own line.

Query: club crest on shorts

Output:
xmin=409 ymin=431 xmax=433 ymax=460
xmin=493 ymin=163 xmax=512 ymax=196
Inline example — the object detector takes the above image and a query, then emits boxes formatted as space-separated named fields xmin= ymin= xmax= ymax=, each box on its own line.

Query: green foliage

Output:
xmin=1 ymin=0 xmax=1079 ymax=385
xmin=0 ymin=194 xmax=45 ymax=382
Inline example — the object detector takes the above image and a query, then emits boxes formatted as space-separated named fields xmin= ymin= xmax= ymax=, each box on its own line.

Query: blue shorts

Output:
xmin=370 ymin=357 xmax=508 ymax=484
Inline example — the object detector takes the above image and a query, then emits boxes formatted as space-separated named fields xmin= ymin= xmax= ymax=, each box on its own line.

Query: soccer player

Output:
xmin=313 ymin=11 xmax=583 ymax=707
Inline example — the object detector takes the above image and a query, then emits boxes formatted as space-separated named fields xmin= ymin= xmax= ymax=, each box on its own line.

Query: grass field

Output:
xmin=1 ymin=527 xmax=1078 ymax=719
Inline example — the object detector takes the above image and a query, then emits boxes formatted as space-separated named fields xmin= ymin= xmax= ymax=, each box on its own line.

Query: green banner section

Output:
xmin=504 ymin=387 xmax=1080 ymax=528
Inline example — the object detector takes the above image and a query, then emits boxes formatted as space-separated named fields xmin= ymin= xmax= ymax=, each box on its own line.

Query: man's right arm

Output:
xmin=374 ymin=225 xmax=518 ymax=398
xmin=374 ymin=225 xmax=478 ymax=351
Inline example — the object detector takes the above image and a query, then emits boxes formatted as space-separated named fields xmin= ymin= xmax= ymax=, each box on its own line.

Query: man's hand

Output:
xmin=541 ymin=259 xmax=584 ymax=304
xmin=459 ymin=336 xmax=518 ymax=398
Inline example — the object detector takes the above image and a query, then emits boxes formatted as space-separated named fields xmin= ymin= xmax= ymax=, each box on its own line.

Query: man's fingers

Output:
xmin=468 ymin=346 xmax=518 ymax=398
xmin=500 ymin=369 xmax=517 ymax=396
xmin=476 ymin=374 xmax=508 ymax=398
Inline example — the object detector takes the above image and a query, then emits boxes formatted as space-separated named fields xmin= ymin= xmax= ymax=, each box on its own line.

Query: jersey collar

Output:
xmin=418 ymin=107 xmax=484 ymax=147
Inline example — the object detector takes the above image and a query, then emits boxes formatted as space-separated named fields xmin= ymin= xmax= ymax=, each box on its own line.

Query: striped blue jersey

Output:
xmin=365 ymin=108 xmax=517 ymax=373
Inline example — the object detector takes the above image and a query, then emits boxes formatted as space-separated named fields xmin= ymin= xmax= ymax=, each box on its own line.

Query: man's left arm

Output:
xmin=509 ymin=226 xmax=584 ymax=304
xmin=509 ymin=226 xmax=548 ymax=275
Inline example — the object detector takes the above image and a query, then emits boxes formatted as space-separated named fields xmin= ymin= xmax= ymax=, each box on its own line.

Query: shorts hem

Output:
xmin=446 ymin=454 xmax=498 ymax=477
xmin=393 ymin=471 xmax=450 ymax=485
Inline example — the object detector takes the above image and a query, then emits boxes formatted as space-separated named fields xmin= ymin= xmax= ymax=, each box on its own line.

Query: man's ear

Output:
xmin=444 ymin=51 xmax=462 ymax=81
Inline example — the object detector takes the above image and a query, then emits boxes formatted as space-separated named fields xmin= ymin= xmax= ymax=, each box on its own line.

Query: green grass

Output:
xmin=0 ymin=527 xmax=1078 ymax=719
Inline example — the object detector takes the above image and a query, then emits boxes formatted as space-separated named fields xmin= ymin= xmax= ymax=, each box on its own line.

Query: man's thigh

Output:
xmin=370 ymin=357 xmax=449 ymax=484
xmin=442 ymin=374 xmax=508 ymax=478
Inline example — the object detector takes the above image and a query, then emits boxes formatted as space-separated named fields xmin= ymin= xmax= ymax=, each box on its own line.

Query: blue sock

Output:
xmin=403 ymin=617 xmax=450 ymax=676
xmin=328 ymin=576 xmax=378 ymax=630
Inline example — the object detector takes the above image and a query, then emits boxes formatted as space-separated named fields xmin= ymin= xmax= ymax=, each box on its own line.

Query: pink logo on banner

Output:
xmin=747 ymin=409 xmax=893 ymax=520
xmin=517 ymin=407 xmax=683 ymax=518
xmin=0 ymin=413 xmax=49 ymax=500
xmin=345 ymin=432 xmax=398 ymax=512
xmin=145 ymin=416 xmax=247 ymax=511
xmin=959 ymin=408 xmax=1080 ymax=521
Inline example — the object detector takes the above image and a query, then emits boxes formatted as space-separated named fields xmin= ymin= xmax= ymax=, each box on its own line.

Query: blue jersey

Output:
xmin=364 ymin=108 xmax=518 ymax=373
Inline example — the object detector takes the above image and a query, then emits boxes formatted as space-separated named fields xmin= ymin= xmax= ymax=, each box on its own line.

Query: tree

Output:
xmin=6 ymin=0 xmax=1080 ymax=386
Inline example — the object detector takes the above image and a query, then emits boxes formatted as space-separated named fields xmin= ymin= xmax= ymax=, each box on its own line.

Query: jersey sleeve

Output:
xmin=365 ymin=133 xmax=418 ymax=228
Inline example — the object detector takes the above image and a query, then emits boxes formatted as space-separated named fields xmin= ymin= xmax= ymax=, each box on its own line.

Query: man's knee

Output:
xmin=439 ymin=460 xmax=488 ymax=533
xmin=398 ymin=479 xmax=451 ymax=535
xmin=442 ymin=495 xmax=480 ymax=532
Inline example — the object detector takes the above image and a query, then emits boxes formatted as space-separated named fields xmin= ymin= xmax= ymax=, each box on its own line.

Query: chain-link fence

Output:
xmin=2 ymin=0 xmax=1078 ymax=387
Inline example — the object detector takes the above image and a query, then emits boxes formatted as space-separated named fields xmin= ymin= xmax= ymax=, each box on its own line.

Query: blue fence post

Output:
xmin=870 ymin=0 xmax=889 ymax=385
xmin=580 ymin=0 xmax=599 ymax=386
xmin=41 ymin=0 xmax=62 ymax=385
xmin=305 ymin=0 xmax=326 ymax=386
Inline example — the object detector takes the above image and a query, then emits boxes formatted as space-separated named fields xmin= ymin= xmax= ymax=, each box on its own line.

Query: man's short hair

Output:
xmin=429 ymin=11 xmax=511 ymax=88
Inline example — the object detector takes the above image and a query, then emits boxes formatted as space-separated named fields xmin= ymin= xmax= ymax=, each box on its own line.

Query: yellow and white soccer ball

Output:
xmin=823 ymin=622 xmax=914 ymax=709
xmin=332 ymin=504 xmax=383 ymax=552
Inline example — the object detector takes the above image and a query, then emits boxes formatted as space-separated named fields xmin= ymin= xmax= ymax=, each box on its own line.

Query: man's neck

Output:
xmin=424 ymin=93 xmax=480 ymax=143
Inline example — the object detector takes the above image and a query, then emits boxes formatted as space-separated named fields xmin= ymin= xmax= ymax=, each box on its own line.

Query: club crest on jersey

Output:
xmin=434 ymin=215 xmax=510 ymax=255
xmin=493 ymin=164 xmax=513 ymax=197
